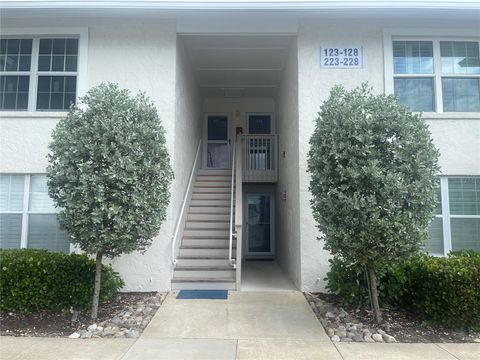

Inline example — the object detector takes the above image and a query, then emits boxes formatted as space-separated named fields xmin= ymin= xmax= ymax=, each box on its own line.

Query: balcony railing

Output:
xmin=241 ymin=134 xmax=278 ymax=183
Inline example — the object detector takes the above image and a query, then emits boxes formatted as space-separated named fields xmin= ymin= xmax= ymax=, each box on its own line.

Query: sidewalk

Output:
xmin=1 ymin=292 xmax=479 ymax=359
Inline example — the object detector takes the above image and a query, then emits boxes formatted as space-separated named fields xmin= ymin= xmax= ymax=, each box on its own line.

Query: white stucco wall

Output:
xmin=297 ymin=19 xmax=480 ymax=292
xmin=274 ymin=39 xmax=302 ymax=289
xmin=0 ymin=19 xmax=180 ymax=292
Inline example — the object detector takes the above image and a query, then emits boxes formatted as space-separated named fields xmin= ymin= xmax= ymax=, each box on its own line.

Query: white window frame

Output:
xmin=1 ymin=27 xmax=88 ymax=113
xmin=0 ymin=174 xmax=72 ymax=252
xmin=431 ymin=176 xmax=480 ymax=256
xmin=246 ymin=113 xmax=275 ymax=134
xmin=384 ymin=28 xmax=480 ymax=115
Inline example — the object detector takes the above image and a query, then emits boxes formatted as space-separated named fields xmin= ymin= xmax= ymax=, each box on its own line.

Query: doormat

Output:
xmin=176 ymin=290 xmax=228 ymax=300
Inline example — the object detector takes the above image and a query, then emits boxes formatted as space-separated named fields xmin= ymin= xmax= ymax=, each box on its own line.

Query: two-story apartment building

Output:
xmin=1 ymin=0 xmax=479 ymax=292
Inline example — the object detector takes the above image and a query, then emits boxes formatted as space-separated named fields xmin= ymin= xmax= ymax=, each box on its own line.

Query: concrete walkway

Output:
xmin=1 ymin=291 xmax=479 ymax=360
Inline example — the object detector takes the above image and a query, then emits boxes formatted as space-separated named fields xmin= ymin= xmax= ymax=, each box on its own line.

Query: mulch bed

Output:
xmin=315 ymin=293 xmax=480 ymax=343
xmin=0 ymin=292 xmax=157 ymax=337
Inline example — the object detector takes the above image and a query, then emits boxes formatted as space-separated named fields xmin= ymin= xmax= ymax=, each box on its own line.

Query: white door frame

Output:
xmin=244 ymin=192 xmax=275 ymax=258
xmin=202 ymin=113 xmax=232 ymax=169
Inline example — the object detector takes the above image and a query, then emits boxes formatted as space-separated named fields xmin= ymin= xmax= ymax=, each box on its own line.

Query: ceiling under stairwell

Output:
xmin=181 ymin=34 xmax=294 ymax=98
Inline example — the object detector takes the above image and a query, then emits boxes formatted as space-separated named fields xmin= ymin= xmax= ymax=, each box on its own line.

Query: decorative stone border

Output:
xmin=69 ymin=292 xmax=166 ymax=339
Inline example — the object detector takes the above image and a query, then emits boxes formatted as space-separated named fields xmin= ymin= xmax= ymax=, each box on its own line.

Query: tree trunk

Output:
xmin=366 ymin=260 xmax=382 ymax=324
xmin=91 ymin=252 xmax=103 ymax=320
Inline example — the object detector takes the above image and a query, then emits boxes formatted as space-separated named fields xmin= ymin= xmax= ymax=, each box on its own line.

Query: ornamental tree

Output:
xmin=307 ymin=84 xmax=439 ymax=323
xmin=47 ymin=83 xmax=173 ymax=319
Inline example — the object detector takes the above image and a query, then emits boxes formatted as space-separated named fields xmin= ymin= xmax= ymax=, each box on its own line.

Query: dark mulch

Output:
xmin=0 ymin=292 xmax=156 ymax=337
xmin=315 ymin=293 xmax=480 ymax=343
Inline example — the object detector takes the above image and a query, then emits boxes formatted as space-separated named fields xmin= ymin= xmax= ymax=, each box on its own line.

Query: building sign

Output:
xmin=321 ymin=46 xmax=363 ymax=68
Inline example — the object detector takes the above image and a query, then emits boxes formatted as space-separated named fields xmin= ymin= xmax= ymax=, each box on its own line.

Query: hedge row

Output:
xmin=0 ymin=249 xmax=124 ymax=313
xmin=326 ymin=251 xmax=480 ymax=330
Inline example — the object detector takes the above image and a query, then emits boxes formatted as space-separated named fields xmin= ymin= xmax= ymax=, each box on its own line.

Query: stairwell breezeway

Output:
xmin=172 ymin=169 xmax=236 ymax=290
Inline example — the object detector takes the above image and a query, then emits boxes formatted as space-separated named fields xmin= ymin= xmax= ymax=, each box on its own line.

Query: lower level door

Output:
xmin=245 ymin=193 xmax=274 ymax=257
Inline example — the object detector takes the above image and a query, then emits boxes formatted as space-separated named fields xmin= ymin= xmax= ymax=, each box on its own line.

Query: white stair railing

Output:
xmin=171 ymin=139 xmax=202 ymax=267
xmin=234 ymin=135 xmax=243 ymax=289
xmin=242 ymin=134 xmax=278 ymax=182
xmin=229 ymin=136 xmax=237 ymax=268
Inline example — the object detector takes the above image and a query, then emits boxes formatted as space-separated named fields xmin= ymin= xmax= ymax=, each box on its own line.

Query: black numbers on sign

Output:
xmin=341 ymin=58 xmax=360 ymax=66
xmin=324 ymin=58 xmax=341 ymax=66
xmin=322 ymin=48 xmax=361 ymax=67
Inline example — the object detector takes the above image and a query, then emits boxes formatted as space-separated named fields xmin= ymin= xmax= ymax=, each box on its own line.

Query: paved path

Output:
xmin=1 ymin=291 xmax=479 ymax=359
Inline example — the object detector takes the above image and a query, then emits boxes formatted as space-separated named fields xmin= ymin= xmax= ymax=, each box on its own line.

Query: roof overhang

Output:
xmin=1 ymin=1 xmax=479 ymax=29
xmin=1 ymin=0 xmax=480 ymax=11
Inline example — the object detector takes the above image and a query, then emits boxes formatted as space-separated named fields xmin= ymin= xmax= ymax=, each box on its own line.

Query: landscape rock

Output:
xmin=68 ymin=332 xmax=81 ymax=339
xmin=340 ymin=337 xmax=353 ymax=342
xmin=325 ymin=311 xmax=336 ymax=319
xmin=81 ymin=331 xmax=92 ymax=339
xmin=111 ymin=316 xmax=122 ymax=325
xmin=335 ymin=329 xmax=347 ymax=338
xmin=87 ymin=324 xmax=97 ymax=332
xmin=126 ymin=329 xmax=140 ymax=338
xmin=331 ymin=335 xmax=340 ymax=342
xmin=382 ymin=334 xmax=397 ymax=343
xmin=102 ymin=326 xmax=119 ymax=337
xmin=364 ymin=334 xmax=375 ymax=343
xmin=353 ymin=334 xmax=364 ymax=342
xmin=327 ymin=328 xmax=335 ymax=337
xmin=377 ymin=329 xmax=386 ymax=335
xmin=372 ymin=334 xmax=384 ymax=342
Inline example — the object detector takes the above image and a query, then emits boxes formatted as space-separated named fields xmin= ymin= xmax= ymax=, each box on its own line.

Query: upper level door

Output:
xmin=204 ymin=114 xmax=231 ymax=169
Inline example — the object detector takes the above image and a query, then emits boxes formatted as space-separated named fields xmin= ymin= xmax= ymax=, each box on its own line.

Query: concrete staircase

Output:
xmin=171 ymin=169 xmax=236 ymax=290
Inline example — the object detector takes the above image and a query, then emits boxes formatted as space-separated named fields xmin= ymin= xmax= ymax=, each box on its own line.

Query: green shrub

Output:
xmin=0 ymin=249 xmax=124 ymax=313
xmin=400 ymin=251 xmax=480 ymax=330
xmin=325 ymin=251 xmax=480 ymax=330
xmin=325 ymin=257 xmax=402 ymax=307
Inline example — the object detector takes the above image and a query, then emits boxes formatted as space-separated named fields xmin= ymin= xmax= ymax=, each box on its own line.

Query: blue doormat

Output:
xmin=176 ymin=290 xmax=228 ymax=300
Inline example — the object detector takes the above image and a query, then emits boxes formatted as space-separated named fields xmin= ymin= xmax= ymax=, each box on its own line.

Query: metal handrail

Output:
xmin=171 ymin=139 xmax=202 ymax=267
xmin=228 ymin=136 xmax=237 ymax=268
xmin=234 ymin=136 xmax=243 ymax=289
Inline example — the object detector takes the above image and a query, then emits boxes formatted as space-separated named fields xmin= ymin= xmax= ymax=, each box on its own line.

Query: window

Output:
xmin=0 ymin=37 xmax=79 ymax=111
xmin=390 ymin=37 xmax=480 ymax=112
xmin=248 ymin=114 xmax=272 ymax=134
xmin=426 ymin=177 xmax=480 ymax=255
xmin=0 ymin=174 xmax=69 ymax=253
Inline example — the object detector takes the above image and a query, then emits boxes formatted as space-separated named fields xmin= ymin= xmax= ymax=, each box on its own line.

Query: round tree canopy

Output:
xmin=47 ymin=83 xmax=173 ymax=258
xmin=308 ymin=84 xmax=440 ymax=264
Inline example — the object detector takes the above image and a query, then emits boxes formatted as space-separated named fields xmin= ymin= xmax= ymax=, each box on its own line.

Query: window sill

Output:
xmin=0 ymin=111 xmax=68 ymax=119
xmin=421 ymin=112 xmax=480 ymax=120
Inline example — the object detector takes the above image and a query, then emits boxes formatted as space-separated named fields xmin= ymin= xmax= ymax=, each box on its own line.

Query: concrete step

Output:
xmin=194 ymin=181 xmax=231 ymax=188
xmin=190 ymin=199 xmax=232 ymax=207
xmin=183 ymin=229 xmax=230 ymax=238
xmin=173 ymin=268 xmax=235 ymax=278
xmin=187 ymin=213 xmax=231 ymax=222
xmin=191 ymin=193 xmax=231 ymax=200
xmin=176 ymin=258 xmax=231 ymax=267
xmin=197 ymin=169 xmax=231 ymax=176
xmin=171 ymin=280 xmax=236 ymax=290
xmin=179 ymin=248 xmax=235 ymax=257
xmin=188 ymin=206 xmax=231 ymax=214
xmin=193 ymin=187 xmax=235 ymax=195
xmin=185 ymin=221 xmax=230 ymax=229
xmin=182 ymin=239 xmax=234 ymax=247
xmin=196 ymin=175 xmax=232 ymax=182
